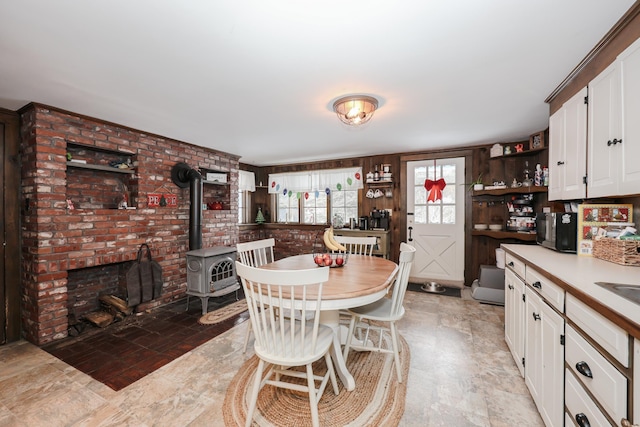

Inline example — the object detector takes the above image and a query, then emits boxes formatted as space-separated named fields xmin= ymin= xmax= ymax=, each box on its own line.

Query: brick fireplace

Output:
xmin=20 ymin=104 xmax=240 ymax=345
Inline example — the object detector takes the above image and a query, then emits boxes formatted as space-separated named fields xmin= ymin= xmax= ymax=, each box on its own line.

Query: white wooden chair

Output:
xmin=236 ymin=262 xmax=339 ymax=427
xmin=333 ymin=235 xmax=377 ymax=256
xmin=236 ymin=238 xmax=275 ymax=353
xmin=342 ymin=242 xmax=416 ymax=382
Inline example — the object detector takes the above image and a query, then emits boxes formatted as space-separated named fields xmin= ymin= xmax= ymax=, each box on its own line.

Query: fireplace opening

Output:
xmin=67 ymin=262 xmax=133 ymax=331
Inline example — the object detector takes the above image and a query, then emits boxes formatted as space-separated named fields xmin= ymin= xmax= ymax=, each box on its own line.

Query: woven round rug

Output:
xmin=198 ymin=300 xmax=248 ymax=325
xmin=223 ymin=333 xmax=409 ymax=426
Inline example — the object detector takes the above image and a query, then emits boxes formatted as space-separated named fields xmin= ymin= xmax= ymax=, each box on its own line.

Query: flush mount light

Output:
xmin=332 ymin=95 xmax=378 ymax=126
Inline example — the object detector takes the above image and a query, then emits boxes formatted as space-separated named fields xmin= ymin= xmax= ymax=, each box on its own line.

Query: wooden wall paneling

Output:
xmin=1 ymin=109 xmax=21 ymax=344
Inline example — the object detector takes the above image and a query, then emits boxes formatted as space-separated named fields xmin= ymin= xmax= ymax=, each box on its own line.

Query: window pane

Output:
xmin=303 ymin=191 xmax=327 ymax=224
xmin=428 ymin=205 xmax=441 ymax=224
xmin=238 ymin=191 xmax=244 ymax=223
xmin=414 ymin=206 xmax=427 ymax=224
xmin=414 ymin=186 xmax=426 ymax=205
xmin=442 ymin=164 xmax=456 ymax=184
xmin=443 ymin=205 xmax=456 ymax=224
xmin=441 ymin=184 xmax=455 ymax=204
xmin=331 ymin=190 xmax=358 ymax=224
xmin=277 ymin=193 xmax=299 ymax=223
xmin=414 ymin=166 xmax=427 ymax=182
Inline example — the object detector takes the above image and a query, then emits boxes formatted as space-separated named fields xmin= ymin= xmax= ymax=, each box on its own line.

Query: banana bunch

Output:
xmin=323 ymin=227 xmax=347 ymax=252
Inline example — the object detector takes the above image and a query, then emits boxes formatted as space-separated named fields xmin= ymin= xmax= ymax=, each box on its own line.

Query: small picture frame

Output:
xmin=529 ymin=131 xmax=545 ymax=150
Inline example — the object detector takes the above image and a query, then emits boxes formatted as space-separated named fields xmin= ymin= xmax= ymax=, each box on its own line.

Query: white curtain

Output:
xmin=268 ymin=167 xmax=363 ymax=194
xmin=238 ymin=170 xmax=256 ymax=192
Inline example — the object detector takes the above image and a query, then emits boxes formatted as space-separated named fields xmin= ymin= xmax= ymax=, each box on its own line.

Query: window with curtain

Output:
xmin=269 ymin=168 xmax=362 ymax=224
xmin=238 ymin=170 xmax=256 ymax=224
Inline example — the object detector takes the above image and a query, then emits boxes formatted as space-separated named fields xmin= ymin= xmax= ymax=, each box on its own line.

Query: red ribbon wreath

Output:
xmin=424 ymin=178 xmax=446 ymax=202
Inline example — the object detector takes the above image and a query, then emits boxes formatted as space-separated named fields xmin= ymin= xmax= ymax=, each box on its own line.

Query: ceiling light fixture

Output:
xmin=332 ymin=95 xmax=378 ymax=126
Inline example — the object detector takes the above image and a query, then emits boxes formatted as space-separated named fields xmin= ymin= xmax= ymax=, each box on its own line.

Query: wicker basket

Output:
xmin=592 ymin=237 xmax=640 ymax=266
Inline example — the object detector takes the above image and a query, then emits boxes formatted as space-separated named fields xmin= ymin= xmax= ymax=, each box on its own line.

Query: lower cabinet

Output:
xmin=505 ymin=268 xmax=525 ymax=377
xmin=525 ymin=287 xmax=565 ymax=427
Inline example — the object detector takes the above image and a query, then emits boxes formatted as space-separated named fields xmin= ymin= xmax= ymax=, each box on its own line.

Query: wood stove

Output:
xmin=186 ymin=246 xmax=240 ymax=314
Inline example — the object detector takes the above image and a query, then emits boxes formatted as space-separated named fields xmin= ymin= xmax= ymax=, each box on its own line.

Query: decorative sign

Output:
xmin=577 ymin=203 xmax=633 ymax=256
xmin=148 ymin=193 xmax=177 ymax=208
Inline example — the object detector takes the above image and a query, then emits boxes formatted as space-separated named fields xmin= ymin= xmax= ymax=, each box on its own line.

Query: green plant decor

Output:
xmin=255 ymin=208 xmax=265 ymax=224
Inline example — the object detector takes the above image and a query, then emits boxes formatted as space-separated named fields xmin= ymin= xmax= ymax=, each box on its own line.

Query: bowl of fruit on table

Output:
xmin=312 ymin=252 xmax=348 ymax=268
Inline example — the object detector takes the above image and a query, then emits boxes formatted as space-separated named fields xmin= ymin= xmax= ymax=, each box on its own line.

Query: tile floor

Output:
xmin=0 ymin=288 xmax=543 ymax=426
xmin=41 ymin=295 xmax=245 ymax=391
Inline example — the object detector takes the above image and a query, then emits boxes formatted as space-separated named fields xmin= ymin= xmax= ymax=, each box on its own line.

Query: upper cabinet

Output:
xmin=588 ymin=37 xmax=640 ymax=198
xmin=548 ymin=87 xmax=587 ymax=201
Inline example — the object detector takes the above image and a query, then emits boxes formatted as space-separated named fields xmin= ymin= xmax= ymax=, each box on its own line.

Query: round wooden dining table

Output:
xmin=260 ymin=254 xmax=398 ymax=391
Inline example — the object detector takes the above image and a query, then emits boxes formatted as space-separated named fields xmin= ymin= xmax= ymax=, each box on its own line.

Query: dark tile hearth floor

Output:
xmin=42 ymin=294 xmax=248 ymax=391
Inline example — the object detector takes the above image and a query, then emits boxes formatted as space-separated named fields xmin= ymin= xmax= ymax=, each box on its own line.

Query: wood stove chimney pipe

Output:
xmin=171 ymin=162 xmax=203 ymax=250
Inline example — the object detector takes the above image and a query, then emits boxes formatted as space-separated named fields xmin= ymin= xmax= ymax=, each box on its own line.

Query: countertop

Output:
xmin=501 ymin=244 xmax=640 ymax=337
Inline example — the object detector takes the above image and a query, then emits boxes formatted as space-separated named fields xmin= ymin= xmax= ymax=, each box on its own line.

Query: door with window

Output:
xmin=406 ymin=158 xmax=465 ymax=286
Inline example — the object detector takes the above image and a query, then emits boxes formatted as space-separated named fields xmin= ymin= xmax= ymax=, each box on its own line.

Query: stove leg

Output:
xmin=199 ymin=296 xmax=209 ymax=315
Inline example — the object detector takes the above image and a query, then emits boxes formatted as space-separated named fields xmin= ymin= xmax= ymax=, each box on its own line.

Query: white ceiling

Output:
xmin=0 ymin=1 xmax=635 ymax=166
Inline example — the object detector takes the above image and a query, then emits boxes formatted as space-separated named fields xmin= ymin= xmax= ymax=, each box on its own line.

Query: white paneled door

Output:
xmin=406 ymin=158 xmax=465 ymax=286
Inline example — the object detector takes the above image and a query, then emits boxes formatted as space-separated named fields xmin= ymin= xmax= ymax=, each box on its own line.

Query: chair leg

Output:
xmin=245 ymin=359 xmax=265 ymax=427
xmin=324 ymin=351 xmax=339 ymax=395
xmin=390 ymin=322 xmax=402 ymax=383
xmin=342 ymin=315 xmax=357 ymax=361
xmin=242 ymin=322 xmax=253 ymax=353
xmin=306 ymin=363 xmax=320 ymax=427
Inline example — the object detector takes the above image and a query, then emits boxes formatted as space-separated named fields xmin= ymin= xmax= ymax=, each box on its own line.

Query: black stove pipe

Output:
xmin=171 ymin=162 xmax=203 ymax=250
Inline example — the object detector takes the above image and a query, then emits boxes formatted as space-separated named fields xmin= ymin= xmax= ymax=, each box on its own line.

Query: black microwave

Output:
xmin=536 ymin=212 xmax=578 ymax=253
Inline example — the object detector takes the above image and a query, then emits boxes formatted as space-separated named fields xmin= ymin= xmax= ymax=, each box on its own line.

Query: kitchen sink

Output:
xmin=595 ymin=282 xmax=640 ymax=305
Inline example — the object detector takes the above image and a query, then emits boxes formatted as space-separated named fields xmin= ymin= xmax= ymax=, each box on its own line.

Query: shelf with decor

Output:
xmin=65 ymin=141 xmax=137 ymax=210
xmin=199 ymin=167 xmax=231 ymax=210
xmin=66 ymin=161 xmax=135 ymax=174
xmin=473 ymin=186 xmax=547 ymax=197
xmin=489 ymin=147 xmax=547 ymax=160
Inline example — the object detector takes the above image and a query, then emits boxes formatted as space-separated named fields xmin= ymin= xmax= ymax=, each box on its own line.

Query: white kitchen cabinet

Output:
xmin=525 ymin=287 xmax=565 ymax=427
xmin=504 ymin=267 xmax=525 ymax=377
xmin=634 ymin=339 xmax=640 ymax=425
xmin=565 ymin=325 xmax=627 ymax=423
xmin=548 ymin=86 xmax=588 ymax=201
xmin=588 ymin=36 xmax=640 ymax=198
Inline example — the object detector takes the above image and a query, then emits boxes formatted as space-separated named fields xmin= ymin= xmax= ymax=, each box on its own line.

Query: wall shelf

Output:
xmin=473 ymin=186 xmax=547 ymax=197
xmin=471 ymin=230 xmax=537 ymax=242
xmin=489 ymin=147 xmax=547 ymax=160
xmin=67 ymin=161 xmax=135 ymax=174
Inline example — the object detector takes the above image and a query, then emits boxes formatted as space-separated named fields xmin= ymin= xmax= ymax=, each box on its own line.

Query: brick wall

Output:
xmin=20 ymin=104 xmax=240 ymax=345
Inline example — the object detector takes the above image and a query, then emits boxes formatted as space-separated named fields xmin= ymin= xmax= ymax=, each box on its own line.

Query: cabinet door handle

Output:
xmin=408 ymin=226 xmax=413 ymax=242
xmin=507 ymin=261 xmax=514 ymax=267
xmin=575 ymin=413 xmax=591 ymax=427
xmin=575 ymin=361 xmax=593 ymax=378
xmin=557 ymin=161 xmax=565 ymax=166
xmin=508 ymin=284 xmax=514 ymax=290
xmin=532 ymin=312 xmax=541 ymax=321
xmin=607 ymin=139 xmax=613 ymax=146
xmin=532 ymin=281 xmax=542 ymax=289
xmin=614 ymin=138 xmax=622 ymax=145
